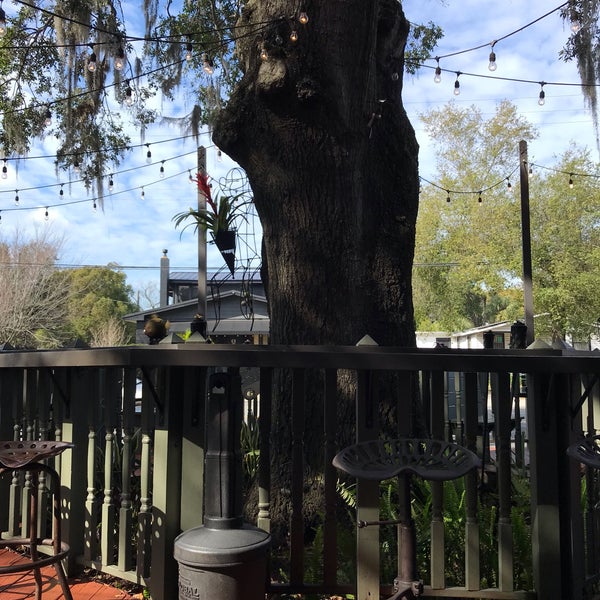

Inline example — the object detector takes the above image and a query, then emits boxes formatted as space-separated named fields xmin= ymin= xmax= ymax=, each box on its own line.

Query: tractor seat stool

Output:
xmin=0 ymin=440 xmax=74 ymax=600
xmin=567 ymin=435 xmax=600 ymax=469
xmin=333 ymin=438 xmax=480 ymax=600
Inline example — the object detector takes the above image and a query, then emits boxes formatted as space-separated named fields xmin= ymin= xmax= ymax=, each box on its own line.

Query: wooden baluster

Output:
xmin=430 ymin=370 xmax=445 ymax=589
xmin=257 ymin=367 xmax=272 ymax=532
xmin=85 ymin=426 xmax=98 ymax=562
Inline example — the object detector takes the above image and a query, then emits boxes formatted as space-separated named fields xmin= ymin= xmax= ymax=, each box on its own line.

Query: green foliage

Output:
xmin=414 ymin=101 xmax=600 ymax=340
xmin=66 ymin=266 xmax=139 ymax=344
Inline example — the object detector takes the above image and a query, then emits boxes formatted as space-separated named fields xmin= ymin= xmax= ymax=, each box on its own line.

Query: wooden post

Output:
xmin=518 ymin=140 xmax=535 ymax=345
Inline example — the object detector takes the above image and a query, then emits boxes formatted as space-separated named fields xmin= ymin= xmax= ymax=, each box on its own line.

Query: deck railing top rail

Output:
xmin=0 ymin=343 xmax=597 ymax=373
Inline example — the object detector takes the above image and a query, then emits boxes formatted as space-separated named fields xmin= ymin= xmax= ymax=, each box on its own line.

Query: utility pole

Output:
xmin=193 ymin=146 xmax=207 ymax=338
xmin=518 ymin=140 xmax=534 ymax=346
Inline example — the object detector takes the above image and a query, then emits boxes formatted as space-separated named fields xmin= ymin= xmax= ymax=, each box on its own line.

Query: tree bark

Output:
xmin=214 ymin=0 xmax=420 ymax=547
xmin=214 ymin=0 xmax=419 ymax=347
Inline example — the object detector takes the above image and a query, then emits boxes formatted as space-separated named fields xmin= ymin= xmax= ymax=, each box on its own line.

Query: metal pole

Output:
xmin=518 ymin=140 xmax=534 ymax=345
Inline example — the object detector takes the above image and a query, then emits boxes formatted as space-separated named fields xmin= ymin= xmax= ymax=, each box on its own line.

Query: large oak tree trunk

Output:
xmin=214 ymin=0 xmax=420 ymax=545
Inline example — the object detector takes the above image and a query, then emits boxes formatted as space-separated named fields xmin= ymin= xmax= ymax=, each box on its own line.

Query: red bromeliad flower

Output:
xmin=194 ymin=172 xmax=218 ymax=214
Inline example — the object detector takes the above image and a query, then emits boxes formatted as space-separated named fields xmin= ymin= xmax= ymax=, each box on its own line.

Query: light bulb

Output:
xmin=488 ymin=51 xmax=497 ymax=71
xmin=140 ymin=187 xmax=145 ymax=200
xmin=478 ymin=193 xmax=482 ymax=204
xmin=569 ymin=175 xmax=574 ymax=189
xmin=507 ymin=179 xmax=512 ymax=192
xmin=290 ymin=30 xmax=298 ymax=42
xmin=260 ymin=47 xmax=268 ymax=61
xmin=125 ymin=86 xmax=134 ymax=106
xmin=44 ymin=108 xmax=51 ymax=126
xmin=59 ymin=185 xmax=64 ymax=197
xmin=446 ymin=192 xmax=451 ymax=203
xmin=160 ymin=162 xmax=165 ymax=178
xmin=1 ymin=160 xmax=7 ymax=179
xmin=453 ymin=79 xmax=460 ymax=95
xmin=217 ymin=149 xmax=223 ymax=162
xmin=108 ymin=176 xmax=114 ymax=191
xmin=14 ymin=191 xmax=18 ymax=205
xmin=146 ymin=146 xmax=152 ymax=163
xmin=571 ymin=19 xmax=581 ymax=33
xmin=188 ymin=170 xmax=194 ymax=183
xmin=44 ymin=207 xmax=49 ymax=221
xmin=185 ymin=42 xmax=193 ymax=61
xmin=88 ymin=51 xmax=97 ymax=72
xmin=202 ymin=54 xmax=214 ymax=75
xmin=538 ymin=89 xmax=545 ymax=106
xmin=0 ymin=6 xmax=7 ymax=38
xmin=298 ymin=12 xmax=308 ymax=25
xmin=114 ymin=47 xmax=125 ymax=70
xmin=73 ymin=159 xmax=80 ymax=173
xmin=434 ymin=65 xmax=441 ymax=83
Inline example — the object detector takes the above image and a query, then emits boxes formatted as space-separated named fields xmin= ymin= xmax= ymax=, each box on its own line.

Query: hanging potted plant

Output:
xmin=173 ymin=173 xmax=249 ymax=275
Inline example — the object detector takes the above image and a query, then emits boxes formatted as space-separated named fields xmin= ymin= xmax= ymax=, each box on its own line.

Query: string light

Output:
xmin=125 ymin=83 xmax=134 ymax=106
xmin=260 ymin=45 xmax=268 ymax=61
xmin=44 ymin=107 xmax=52 ymax=126
xmin=14 ymin=191 xmax=18 ymax=205
xmin=217 ymin=149 xmax=223 ymax=162
xmin=434 ymin=59 xmax=442 ymax=83
xmin=0 ymin=2 xmax=6 ymax=38
xmin=114 ymin=46 xmax=125 ymax=70
xmin=488 ymin=43 xmax=497 ymax=71
xmin=538 ymin=83 xmax=546 ymax=106
xmin=453 ymin=73 xmax=461 ymax=95
xmin=478 ymin=191 xmax=483 ymax=203
xmin=59 ymin=184 xmax=64 ymax=198
xmin=108 ymin=175 xmax=114 ymax=191
xmin=290 ymin=29 xmax=298 ymax=42
xmin=569 ymin=173 xmax=574 ymax=188
xmin=506 ymin=177 xmax=512 ymax=192
xmin=298 ymin=12 xmax=309 ymax=25
xmin=92 ymin=199 xmax=97 ymax=211
xmin=202 ymin=54 xmax=214 ymax=75
xmin=570 ymin=18 xmax=581 ymax=33
xmin=146 ymin=144 xmax=152 ymax=163
xmin=188 ymin=170 xmax=194 ymax=183
xmin=140 ymin=187 xmax=145 ymax=200
xmin=73 ymin=157 xmax=80 ymax=173
xmin=44 ymin=207 xmax=49 ymax=221
xmin=185 ymin=39 xmax=193 ymax=61
xmin=1 ymin=160 xmax=7 ymax=179
xmin=446 ymin=191 xmax=451 ymax=203
xmin=87 ymin=45 xmax=97 ymax=72
xmin=159 ymin=161 xmax=165 ymax=178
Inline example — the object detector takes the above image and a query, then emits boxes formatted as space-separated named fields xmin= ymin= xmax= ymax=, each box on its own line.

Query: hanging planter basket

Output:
xmin=212 ymin=229 xmax=236 ymax=275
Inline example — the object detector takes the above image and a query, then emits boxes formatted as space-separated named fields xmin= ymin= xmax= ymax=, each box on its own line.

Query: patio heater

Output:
xmin=174 ymin=371 xmax=270 ymax=600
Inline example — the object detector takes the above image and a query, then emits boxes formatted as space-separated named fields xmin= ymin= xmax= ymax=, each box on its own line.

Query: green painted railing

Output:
xmin=0 ymin=344 xmax=598 ymax=600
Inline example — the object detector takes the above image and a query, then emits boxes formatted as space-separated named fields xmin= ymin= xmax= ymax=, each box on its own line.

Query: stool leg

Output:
xmin=48 ymin=467 xmax=73 ymax=600
xmin=28 ymin=479 xmax=43 ymax=600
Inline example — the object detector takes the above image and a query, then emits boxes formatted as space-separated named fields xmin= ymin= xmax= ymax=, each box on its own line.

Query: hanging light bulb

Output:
xmin=570 ymin=19 xmax=581 ymax=33
xmin=569 ymin=174 xmax=574 ymax=189
xmin=434 ymin=64 xmax=442 ymax=83
xmin=488 ymin=49 xmax=497 ymax=72
xmin=44 ymin=107 xmax=52 ymax=126
xmin=44 ymin=207 xmax=49 ymax=221
xmin=88 ymin=46 xmax=97 ymax=72
xmin=446 ymin=191 xmax=451 ymax=203
xmin=290 ymin=29 xmax=298 ymax=42
xmin=260 ymin=46 xmax=268 ymax=61
xmin=538 ymin=84 xmax=546 ymax=106
xmin=140 ymin=187 xmax=145 ymax=200
xmin=528 ymin=164 xmax=533 ymax=177
xmin=59 ymin=185 xmax=64 ymax=198
xmin=108 ymin=175 xmax=114 ymax=191
xmin=93 ymin=200 xmax=97 ymax=212
xmin=185 ymin=39 xmax=193 ymax=61
xmin=202 ymin=54 xmax=214 ymax=75
xmin=160 ymin=161 xmax=165 ymax=178
xmin=0 ymin=3 xmax=6 ymax=38
xmin=217 ymin=148 xmax=223 ymax=162
xmin=453 ymin=74 xmax=460 ymax=95
xmin=73 ymin=158 xmax=80 ymax=173
xmin=1 ymin=160 xmax=7 ymax=179
xmin=125 ymin=83 xmax=134 ymax=106
xmin=146 ymin=144 xmax=152 ymax=163
xmin=298 ymin=12 xmax=309 ymax=25
xmin=188 ymin=170 xmax=194 ymax=183
xmin=506 ymin=178 xmax=512 ymax=192
xmin=114 ymin=46 xmax=125 ymax=70
xmin=14 ymin=190 xmax=19 ymax=205
xmin=478 ymin=192 xmax=483 ymax=204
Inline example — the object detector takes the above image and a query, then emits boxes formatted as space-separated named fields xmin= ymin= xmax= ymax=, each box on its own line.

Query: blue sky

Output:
xmin=0 ymin=0 xmax=596 ymax=306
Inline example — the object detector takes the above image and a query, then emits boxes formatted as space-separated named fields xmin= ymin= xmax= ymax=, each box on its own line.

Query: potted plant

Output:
xmin=173 ymin=172 xmax=249 ymax=275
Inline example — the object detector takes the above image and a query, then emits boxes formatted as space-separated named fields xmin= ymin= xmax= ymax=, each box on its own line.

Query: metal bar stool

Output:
xmin=333 ymin=438 xmax=480 ymax=600
xmin=0 ymin=441 xmax=74 ymax=600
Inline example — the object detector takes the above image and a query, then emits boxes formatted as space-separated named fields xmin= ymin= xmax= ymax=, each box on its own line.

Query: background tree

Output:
xmin=66 ymin=265 xmax=138 ymax=344
xmin=0 ymin=230 xmax=71 ymax=348
xmin=415 ymin=101 xmax=600 ymax=342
